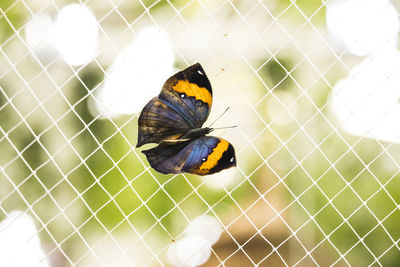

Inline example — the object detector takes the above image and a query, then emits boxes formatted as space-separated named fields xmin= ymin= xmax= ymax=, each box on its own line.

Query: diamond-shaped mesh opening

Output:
xmin=1 ymin=0 xmax=400 ymax=266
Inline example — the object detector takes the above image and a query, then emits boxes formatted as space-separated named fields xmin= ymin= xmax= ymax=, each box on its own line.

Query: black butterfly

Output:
xmin=136 ymin=63 xmax=236 ymax=175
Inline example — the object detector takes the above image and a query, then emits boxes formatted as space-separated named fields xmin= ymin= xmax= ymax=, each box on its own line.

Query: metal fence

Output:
xmin=1 ymin=0 xmax=400 ymax=266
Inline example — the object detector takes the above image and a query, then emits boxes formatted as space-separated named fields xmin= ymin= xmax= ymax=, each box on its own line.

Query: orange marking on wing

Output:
xmin=172 ymin=80 xmax=212 ymax=106
xmin=198 ymin=139 xmax=229 ymax=172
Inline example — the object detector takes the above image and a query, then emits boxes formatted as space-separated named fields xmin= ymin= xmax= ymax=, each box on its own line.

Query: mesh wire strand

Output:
xmin=0 ymin=0 xmax=400 ymax=266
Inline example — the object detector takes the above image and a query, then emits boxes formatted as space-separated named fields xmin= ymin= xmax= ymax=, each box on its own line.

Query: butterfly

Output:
xmin=136 ymin=63 xmax=236 ymax=175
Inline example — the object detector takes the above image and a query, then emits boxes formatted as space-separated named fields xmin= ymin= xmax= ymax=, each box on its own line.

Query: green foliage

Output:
xmin=0 ymin=0 xmax=399 ymax=265
xmin=275 ymin=0 xmax=326 ymax=24
xmin=0 ymin=1 xmax=26 ymax=43
xmin=260 ymin=57 xmax=294 ymax=91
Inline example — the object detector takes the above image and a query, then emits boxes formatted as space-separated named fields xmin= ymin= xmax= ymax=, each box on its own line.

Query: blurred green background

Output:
xmin=1 ymin=0 xmax=400 ymax=266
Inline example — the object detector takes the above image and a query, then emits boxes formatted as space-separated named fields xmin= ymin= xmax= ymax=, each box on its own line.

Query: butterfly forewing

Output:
xmin=136 ymin=98 xmax=190 ymax=147
xmin=137 ymin=63 xmax=213 ymax=147
xmin=159 ymin=63 xmax=212 ymax=128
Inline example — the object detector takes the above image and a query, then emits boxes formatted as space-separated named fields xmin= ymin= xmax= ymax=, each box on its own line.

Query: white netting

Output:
xmin=1 ymin=0 xmax=400 ymax=266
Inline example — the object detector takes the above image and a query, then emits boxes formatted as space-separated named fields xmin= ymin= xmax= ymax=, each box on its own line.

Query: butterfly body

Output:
xmin=137 ymin=63 xmax=236 ymax=176
xmin=181 ymin=127 xmax=212 ymax=139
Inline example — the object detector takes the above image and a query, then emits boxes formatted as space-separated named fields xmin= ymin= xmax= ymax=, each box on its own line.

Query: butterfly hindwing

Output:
xmin=142 ymin=136 xmax=236 ymax=175
xmin=142 ymin=139 xmax=193 ymax=174
xmin=185 ymin=136 xmax=236 ymax=175
xmin=137 ymin=63 xmax=213 ymax=147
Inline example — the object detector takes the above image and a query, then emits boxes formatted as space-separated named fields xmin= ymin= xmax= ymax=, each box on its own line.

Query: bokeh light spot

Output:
xmin=0 ymin=211 xmax=49 ymax=267
xmin=329 ymin=48 xmax=400 ymax=142
xmin=24 ymin=14 xmax=56 ymax=60
xmin=90 ymin=26 xmax=175 ymax=119
xmin=326 ymin=0 xmax=399 ymax=56
xmin=54 ymin=4 xmax=99 ymax=66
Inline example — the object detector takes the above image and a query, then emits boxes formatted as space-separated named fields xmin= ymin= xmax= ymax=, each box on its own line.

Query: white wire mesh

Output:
xmin=1 ymin=0 xmax=400 ymax=266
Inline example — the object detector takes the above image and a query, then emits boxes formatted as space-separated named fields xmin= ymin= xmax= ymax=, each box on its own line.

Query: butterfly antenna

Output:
xmin=212 ymin=125 xmax=238 ymax=130
xmin=209 ymin=107 xmax=230 ymax=127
